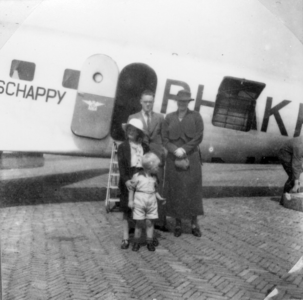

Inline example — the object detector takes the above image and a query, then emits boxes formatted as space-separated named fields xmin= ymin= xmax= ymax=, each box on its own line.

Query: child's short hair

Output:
xmin=142 ymin=152 xmax=160 ymax=170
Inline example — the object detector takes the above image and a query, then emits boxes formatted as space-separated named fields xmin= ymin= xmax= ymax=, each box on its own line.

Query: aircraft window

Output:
xmin=10 ymin=60 xmax=35 ymax=81
xmin=212 ymin=77 xmax=265 ymax=132
xmin=62 ymin=69 xmax=80 ymax=89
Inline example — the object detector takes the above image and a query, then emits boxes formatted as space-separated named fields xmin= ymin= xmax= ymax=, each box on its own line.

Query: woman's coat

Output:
xmin=162 ymin=109 xmax=204 ymax=219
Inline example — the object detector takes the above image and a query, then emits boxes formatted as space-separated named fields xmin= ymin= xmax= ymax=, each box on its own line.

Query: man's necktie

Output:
xmin=146 ymin=112 xmax=151 ymax=134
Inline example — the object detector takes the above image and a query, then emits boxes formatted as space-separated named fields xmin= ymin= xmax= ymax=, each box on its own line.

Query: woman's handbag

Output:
xmin=174 ymin=156 xmax=190 ymax=170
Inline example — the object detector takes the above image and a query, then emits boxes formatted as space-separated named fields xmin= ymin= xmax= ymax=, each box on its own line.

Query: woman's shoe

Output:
xmin=147 ymin=242 xmax=156 ymax=251
xmin=121 ymin=239 xmax=129 ymax=249
xmin=174 ymin=227 xmax=182 ymax=237
xmin=132 ymin=242 xmax=140 ymax=252
xmin=152 ymin=237 xmax=159 ymax=247
xmin=128 ymin=228 xmax=135 ymax=234
xmin=192 ymin=227 xmax=202 ymax=237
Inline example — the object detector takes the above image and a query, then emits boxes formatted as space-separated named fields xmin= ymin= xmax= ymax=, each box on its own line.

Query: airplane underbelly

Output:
xmin=201 ymin=127 xmax=284 ymax=164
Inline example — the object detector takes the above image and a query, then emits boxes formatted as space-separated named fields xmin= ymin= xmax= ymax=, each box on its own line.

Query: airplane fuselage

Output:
xmin=0 ymin=0 xmax=302 ymax=163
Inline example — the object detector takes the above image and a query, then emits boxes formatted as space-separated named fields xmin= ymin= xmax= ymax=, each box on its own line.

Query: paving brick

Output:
xmin=2 ymin=158 xmax=303 ymax=299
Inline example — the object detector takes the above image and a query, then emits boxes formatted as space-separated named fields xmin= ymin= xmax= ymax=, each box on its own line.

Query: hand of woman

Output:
xmin=174 ymin=148 xmax=186 ymax=158
xmin=156 ymin=192 xmax=166 ymax=205
xmin=125 ymin=180 xmax=135 ymax=190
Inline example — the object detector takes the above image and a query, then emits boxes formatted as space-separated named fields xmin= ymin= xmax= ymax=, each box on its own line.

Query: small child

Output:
xmin=128 ymin=152 xmax=166 ymax=252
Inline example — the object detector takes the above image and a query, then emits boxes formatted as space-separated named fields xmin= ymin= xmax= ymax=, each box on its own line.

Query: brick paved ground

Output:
xmin=0 ymin=156 xmax=303 ymax=300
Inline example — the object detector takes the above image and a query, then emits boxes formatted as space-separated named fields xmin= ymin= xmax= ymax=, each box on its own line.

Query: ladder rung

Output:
xmin=106 ymin=142 xmax=121 ymax=209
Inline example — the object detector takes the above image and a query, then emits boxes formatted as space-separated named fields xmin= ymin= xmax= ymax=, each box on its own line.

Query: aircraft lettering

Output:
xmin=261 ymin=97 xmax=291 ymax=136
xmin=35 ymin=87 xmax=46 ymax=100
xmin=46 ymin=89 xmax=57 ymax=102
xmin=26 ymin=86 xmax=34 ymax=100
xmin=294 ymin=103 xmax=303 ymax=137
xmin=0 ymin=80 xmax=66 ymax=104
xmin=16 ymin=83 xmax=27 ymax=97
xmin=161 ymin=79 xmax=190 ymax=113
xmin=194 ymin=85 xmax=214 ymax=112
xmin=58 ymin=91 xmax=66 ymax=104
xmin=6 ymin=82 xmax=15 ymax=96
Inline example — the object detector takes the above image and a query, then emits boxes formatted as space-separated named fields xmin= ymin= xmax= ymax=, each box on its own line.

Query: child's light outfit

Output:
xmin=132 ymin=172 xmax=158 ymax=220
xmin=129 ymin=141 xmax=143 ymax=168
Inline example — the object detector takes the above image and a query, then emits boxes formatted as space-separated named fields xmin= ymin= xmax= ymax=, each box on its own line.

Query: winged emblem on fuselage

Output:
xmin=83 ymin=100 xmax=104 ymax=111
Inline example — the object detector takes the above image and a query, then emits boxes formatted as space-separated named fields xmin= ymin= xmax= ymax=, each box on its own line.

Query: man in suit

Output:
xmin=128 ymin=90 xmax=168 ymax=231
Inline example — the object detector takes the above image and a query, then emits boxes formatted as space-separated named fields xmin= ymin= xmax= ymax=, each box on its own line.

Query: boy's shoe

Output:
xmin=147 ymin=242 xmax=156 ymax=252
xmin=132 ymin=243 xmax=140 ymax=252
xmin=152 ymin=237 xmax=159 ymax=247
xmin=121 ymin=239 xmax=129 ymax=249
xmin=192 ymin=227 xmax=202 ymax=237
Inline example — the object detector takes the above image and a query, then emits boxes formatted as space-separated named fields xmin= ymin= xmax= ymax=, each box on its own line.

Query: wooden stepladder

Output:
xmin=105 ymin=142 xmax=120 ymax=213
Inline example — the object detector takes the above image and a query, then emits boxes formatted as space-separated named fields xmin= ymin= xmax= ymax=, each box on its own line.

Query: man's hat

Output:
xmin=122 ymin=118 xmax=145 ymax=133
xmin=176 ymin=90 xmax=194 ymax=101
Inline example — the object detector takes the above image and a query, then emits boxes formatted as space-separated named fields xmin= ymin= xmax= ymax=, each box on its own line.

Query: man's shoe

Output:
xmin=174 ymin=227 xmax=182 ymax=237
xmin=132 ymin=243 xmax=140 ymax=252
xmin=121 ymin=239 xmax=129 ymax=249
xmin=147 ymin=242 xmax=156 ymax=251
xmin=155 ymin=225 xmax=169 ymax=232
xmin=192 ymin=227 xmax=202 ymax=237
xmin=152 ymin=237 xmax=159 ymax=247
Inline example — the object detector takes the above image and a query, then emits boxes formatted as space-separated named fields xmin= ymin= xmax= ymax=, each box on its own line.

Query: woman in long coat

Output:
xmin=162 ymin=90 xmax=204 ymax=237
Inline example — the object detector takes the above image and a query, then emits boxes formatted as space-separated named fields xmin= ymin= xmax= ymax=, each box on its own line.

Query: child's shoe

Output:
xmin=153 ymin=237 xmax=159 ymax=247
xmin=121 ymin=239 xmax=129 ymax=249
xmin=147 ymin=241 xmax=156 ymax=251
xmin=132 ymin=242 xmax=140 ymax=252
xmin=192 ymin=227 xmax=202 ymax=237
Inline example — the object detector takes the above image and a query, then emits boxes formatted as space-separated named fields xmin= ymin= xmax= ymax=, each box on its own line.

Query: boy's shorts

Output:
xmin=133 ymin=194 xmax=158 ymax=220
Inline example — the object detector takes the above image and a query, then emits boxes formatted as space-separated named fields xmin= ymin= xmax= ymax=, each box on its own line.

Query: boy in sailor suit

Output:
xmin=128 ymin=152 xmax=166 ymax=252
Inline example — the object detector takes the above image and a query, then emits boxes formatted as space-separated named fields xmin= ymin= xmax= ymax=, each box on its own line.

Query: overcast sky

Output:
xmin=259 ymin=0 xmax=303 ymax=43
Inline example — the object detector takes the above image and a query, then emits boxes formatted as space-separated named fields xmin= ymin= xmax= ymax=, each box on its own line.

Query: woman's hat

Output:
xmin=176 ymin=90 xmax=194 ymax=101
xmin=122 ymin=118 xmax=145 ymax=133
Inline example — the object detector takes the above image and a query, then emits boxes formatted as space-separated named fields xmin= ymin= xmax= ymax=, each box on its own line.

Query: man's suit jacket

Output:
xmin=128 ymin=111 xmax=165 ymax=162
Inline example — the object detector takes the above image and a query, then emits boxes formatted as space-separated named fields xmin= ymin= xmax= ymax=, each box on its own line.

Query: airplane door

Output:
xmin=71 ymin=54 xmax=119 ymax=139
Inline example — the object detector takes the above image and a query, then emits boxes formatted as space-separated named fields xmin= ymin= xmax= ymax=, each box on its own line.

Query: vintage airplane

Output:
xmin=0 ymin=0 xmax=302 ymax=164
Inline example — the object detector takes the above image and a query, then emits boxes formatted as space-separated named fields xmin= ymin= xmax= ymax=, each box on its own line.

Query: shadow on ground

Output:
xmin=0 ymin=168 xmax=108 ymax=207
xmin=0 ymin=168 xmax=284 ymax=207
xmin=202 ymin=185 xmax=283 ymax=198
